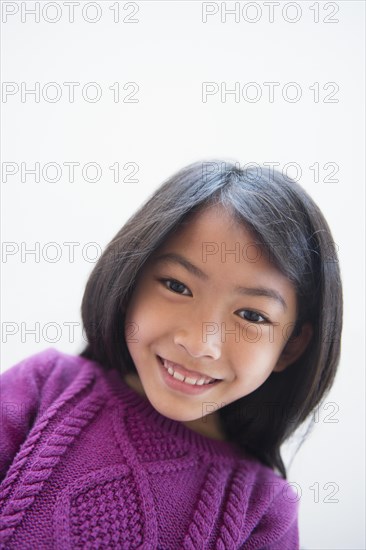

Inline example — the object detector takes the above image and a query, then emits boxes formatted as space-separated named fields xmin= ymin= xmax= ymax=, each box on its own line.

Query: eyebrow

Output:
xmin=153 ymin=252 xmax=287 ymax=311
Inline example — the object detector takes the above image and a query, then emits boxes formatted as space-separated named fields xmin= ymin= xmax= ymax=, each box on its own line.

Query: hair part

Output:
xmin=79 ymin=159 xmax=343 ymax=479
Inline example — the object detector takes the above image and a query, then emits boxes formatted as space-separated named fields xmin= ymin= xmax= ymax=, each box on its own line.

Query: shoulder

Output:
xmin=233 ymin=455 xmax=300 ymax=549
xmin=1 ymin=347 xmax=105 ymax=421
xmin=0 ymin=347 xmax=106 ymax=483
xmin=242 ymin=454 xmax=299 ymax=504
xmin=1 ymin=346 xmax=99 ymax=383
xmin=2 ymin=346 xmax=93 ymax=375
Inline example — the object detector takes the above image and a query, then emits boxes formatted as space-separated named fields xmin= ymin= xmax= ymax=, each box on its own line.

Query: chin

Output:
xmin=149 ymin=395 xmax=199 ymax=422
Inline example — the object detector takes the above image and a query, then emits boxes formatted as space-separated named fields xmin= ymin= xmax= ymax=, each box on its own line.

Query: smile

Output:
xmin=158 ymin=356 xmax=218 ymax=386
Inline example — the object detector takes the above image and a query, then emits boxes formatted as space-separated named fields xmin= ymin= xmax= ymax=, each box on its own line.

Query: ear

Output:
xmin=273 ymin=322 xmax=313 ymax=373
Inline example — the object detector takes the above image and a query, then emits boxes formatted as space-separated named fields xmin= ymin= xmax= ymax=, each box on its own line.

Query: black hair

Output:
xmin=79 ymin=159 xmax=343 ymax=479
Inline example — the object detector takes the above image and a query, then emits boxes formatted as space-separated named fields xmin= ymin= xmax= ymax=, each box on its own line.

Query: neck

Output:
xmin=181 ymin=414 xmax=226 ymax=441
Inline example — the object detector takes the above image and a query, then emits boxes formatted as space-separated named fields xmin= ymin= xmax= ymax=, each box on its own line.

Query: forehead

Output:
xmin=159 ymin=202 xmax=292 ymax=277
xmin=156 ymin=204 xmax=260 ymax=256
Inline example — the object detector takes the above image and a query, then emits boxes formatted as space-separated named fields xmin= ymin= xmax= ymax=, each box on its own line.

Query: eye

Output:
xmin=237 ymin=309 xmax=269 ymax=324
xmin=158 ymin=278 xmax=192 ymax=296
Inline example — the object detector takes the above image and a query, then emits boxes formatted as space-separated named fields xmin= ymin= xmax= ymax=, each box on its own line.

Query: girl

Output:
xmin=0 ymin=160 xmax=342 ymax=549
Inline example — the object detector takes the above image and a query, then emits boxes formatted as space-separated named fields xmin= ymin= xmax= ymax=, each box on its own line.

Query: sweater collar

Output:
xmin=106 ymin=368 xmax=242 ymax=459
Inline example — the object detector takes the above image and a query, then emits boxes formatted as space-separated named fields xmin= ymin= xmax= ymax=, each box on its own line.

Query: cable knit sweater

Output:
xmin=0 ymin=348 xmax=300 ymax=549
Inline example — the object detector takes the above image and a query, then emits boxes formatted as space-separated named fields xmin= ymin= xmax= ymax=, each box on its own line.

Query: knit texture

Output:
xmin=0 ymin=348 xmax=300 ymax=549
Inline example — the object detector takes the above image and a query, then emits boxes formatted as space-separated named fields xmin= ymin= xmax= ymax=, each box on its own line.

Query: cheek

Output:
xmin=124 ymin=285 xmax=153 ymax=328
xmin=232 ymin=346 xmax=278 ymax=396
xmin=232 ymin=335 xmax=284 ymax=377
xmin=124 ymin=295 xmax=167 ymax=349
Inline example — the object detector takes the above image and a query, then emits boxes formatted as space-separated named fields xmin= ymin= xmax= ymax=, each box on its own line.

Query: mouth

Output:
xmin=157 ymin=355 xmax=220 ymax=386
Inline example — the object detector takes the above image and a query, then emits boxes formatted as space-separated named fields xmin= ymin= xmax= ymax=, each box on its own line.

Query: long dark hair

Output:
xmin=79 ymin=159 xmax=343 ymax=479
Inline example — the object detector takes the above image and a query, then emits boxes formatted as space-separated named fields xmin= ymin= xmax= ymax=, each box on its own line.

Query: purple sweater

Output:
xmin=0 ymin=348 xmax=299 ymax=549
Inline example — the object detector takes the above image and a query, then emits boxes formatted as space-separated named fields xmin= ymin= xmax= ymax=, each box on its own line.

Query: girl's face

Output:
xmin=124 ymin=204 xmax=310 ymax=439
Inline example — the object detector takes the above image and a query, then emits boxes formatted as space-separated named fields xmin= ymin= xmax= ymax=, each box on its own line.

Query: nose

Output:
xmin=173 ymin=322 xmax=222 ymax=361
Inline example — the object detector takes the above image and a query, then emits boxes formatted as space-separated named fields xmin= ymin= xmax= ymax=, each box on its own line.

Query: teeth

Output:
xmin=173 ymin=371 xmax=184 ymax=382
xmin=185 ymin=376 xmax=203 ymax=385
xmin=164 ymin=359 xmax=213 ymax=386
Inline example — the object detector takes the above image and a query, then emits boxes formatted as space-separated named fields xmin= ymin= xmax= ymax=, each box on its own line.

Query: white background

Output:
xmin=1 ymin=1 xmax=365 ymax=548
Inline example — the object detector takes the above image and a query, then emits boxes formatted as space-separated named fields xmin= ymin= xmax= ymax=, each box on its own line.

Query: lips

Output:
xmin=157 ymin=356 xmax=218 ymax=384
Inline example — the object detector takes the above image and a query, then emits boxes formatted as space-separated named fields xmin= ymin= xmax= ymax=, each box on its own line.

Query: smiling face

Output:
xmin=124 ymin=204 xmax=311 ymax=439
